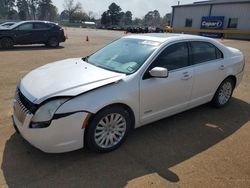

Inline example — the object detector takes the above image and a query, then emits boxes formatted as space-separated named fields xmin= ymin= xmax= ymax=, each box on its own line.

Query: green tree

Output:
xmin=7 ymin=9 xmax=19 ymax=19
xmin=17 ymin=0 xmax=40 ymax=20
xmin=153 ymin=10 xmax=161 ymax=25
xmin=101 ymin=11 xmax=110 ymax=25
xmin=144 ymin=10 xmax=162 ymax=26
xmin=17 ymin=0 xmax=30 ymax=20
xmin=124 ymin=11 xmax=132 ymax=25
xmin=0 ymin=0 xmax=16 ymax=19
xmin=7 ymin=0 xmax=16 ymax=18
xmin=28 ymin=0 xmax=39 ymax=19
xmin=37 ymin=0 xmax=58 ymax=21
xmin=119 ymin=11 xmax=132 ymax=26
xmin=144 ymin=11 xmax=153 ymax=26
xmin=101 ymin=3 xmax=132 ymax=26
xmin=71 ymin=11 xmax=89 ymax=22
xmin=162 ymin=13 xmax=171 ymax=26
xmin=133 ymin=17 xmax=142 ymax=26
xmin=108 ymin=2 xmax=121 ymax=25
xmin=118 ymin=11 xmax=125 ymax=25
xmin=0 ymin=0 xmax=4 ymax=18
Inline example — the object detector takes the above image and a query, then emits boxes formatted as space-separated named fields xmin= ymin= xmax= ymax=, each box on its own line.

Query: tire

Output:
xmin=85 ymin=106 xmax=131 ymax=152
xmin=47 ymin=37 xmax=59 ymax=48
xmin=0 ymin=37 xmax=14 ymax=49
xmin=211 ymin=78 xmax=235 ymax=108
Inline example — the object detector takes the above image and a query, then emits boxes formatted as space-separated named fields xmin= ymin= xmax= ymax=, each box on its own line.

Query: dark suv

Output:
xmin=0 ymin=20 xmax=66 ymax=49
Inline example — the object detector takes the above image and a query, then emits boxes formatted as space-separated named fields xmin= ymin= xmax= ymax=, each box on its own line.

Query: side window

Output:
xmin=152 ymin=42 xmax=189 ymax=71
xmin=227 ymin=18 xmax=238 ymax=29
xmin=34 ymin=23 xmax=49 ymax=30
xmin=49 ymin=23 xmax=60 ymax=30
xmin=185 ymin=18 xmax=193 ymax=27
xmin=216 ymin=47 xmax=223 ymax=59
xmin=17 ymin=23 xmax=33 ymax=30
xmin=190 ymin=41 xmax=223 ymax=65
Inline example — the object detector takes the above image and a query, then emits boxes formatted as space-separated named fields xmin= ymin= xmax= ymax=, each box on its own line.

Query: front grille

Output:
xmin=14 ymin=91 xmax=32 ymax=124
xmin=18 ymin=90 xmax=38 ymax=113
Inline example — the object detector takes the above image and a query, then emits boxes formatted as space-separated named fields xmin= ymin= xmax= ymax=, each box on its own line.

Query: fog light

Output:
xmin=30 ymin=121 xmax=51 ymax=128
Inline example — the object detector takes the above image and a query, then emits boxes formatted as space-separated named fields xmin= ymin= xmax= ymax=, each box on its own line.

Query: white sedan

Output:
xmin=12 ymin=34 xmax=245 ymax=153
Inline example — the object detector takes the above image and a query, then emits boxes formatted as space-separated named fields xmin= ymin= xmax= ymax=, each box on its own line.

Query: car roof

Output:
xmin=8 ymin=20 xmax=59 ymax=29
xmin=1 ymin=22 xmax=16 ymax=24
xmin=123 ymin=33 xmax=212 ymax=43
xmin=17 ymin=20 xmax=58 ymax=25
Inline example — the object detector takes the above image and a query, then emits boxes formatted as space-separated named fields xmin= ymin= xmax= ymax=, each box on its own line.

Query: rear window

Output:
xmin=48 ymin=23 xmax=61 ymax=30
xmin=190 ymin=41 xmax=223 ymax=65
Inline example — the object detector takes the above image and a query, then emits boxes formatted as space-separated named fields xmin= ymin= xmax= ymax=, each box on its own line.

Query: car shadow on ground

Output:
xmin=0 ymin=45 xmax=64 ymax=51
xmin=1 ymin=98 xmax=250 ymax=188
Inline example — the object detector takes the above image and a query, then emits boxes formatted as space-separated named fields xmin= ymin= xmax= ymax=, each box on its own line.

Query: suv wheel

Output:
xmin=0 ymin=38 xmax=14 ymax=49
xmin=47 ymin=37 xmax=59 ymax=48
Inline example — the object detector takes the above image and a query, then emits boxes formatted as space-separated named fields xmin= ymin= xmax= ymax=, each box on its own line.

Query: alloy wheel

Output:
xmin=218 ymin=81 xmax=233 ymax=105
xmin=94 ymin=113 xmax=127 ymax=149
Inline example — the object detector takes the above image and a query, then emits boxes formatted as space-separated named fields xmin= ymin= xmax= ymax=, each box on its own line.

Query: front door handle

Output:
xmin=181 ymin=74 xmax=192 ymax=80
xmin=219 ymin=65 xmax=225 ymax=70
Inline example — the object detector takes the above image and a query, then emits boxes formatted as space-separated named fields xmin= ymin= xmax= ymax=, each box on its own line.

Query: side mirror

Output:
xmin=149 ymin=67 xmax=168 ymax=78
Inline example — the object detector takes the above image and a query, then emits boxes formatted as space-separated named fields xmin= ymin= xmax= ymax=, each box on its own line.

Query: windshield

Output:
xmin=86 ymin=38 xmax=160 ymax=74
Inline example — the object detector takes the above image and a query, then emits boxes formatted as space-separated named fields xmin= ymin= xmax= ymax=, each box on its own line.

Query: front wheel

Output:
xmin=0 ymin=37 xmax=14 ymax=49
xmin=211 ymin=78 xmax=235 ymax=108
xmin=85 ymin=106 xmax=131 ymax=152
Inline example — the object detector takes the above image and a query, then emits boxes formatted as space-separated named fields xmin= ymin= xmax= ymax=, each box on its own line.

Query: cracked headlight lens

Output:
xmin=32 ymin=98 xmax=69 ymax=123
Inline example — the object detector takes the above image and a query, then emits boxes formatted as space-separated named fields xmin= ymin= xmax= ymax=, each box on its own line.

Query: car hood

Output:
xmin=0 ymin=26 xmax=10 ymax=30
xmin=19 ymin=58 xmax=125 ymax=104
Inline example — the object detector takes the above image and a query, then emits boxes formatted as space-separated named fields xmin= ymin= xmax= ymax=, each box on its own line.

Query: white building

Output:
xmin=171 ymin=0 xmax=250 ymax=39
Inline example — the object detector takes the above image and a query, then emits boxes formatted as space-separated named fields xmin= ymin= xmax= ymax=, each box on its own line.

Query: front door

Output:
xmin=140 ymin=42 xmax=194 ymax=124
xmin=32 ymin=22 xmax=50 ymax=43
xmin=14 ymin=23 xmax=34 ymax=44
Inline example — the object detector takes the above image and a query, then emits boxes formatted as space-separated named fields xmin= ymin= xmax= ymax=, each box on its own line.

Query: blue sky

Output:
xmin=53 ymin=0 xmax=202 ymax=18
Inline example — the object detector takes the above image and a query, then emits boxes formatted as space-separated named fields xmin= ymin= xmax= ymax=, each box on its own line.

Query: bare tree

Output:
xmin=63 ymin=0 xmax=82 ymax=22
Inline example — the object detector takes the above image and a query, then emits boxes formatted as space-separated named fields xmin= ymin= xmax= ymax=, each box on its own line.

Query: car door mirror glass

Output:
xmin=149 ymin=67 xmax=168 ymax=78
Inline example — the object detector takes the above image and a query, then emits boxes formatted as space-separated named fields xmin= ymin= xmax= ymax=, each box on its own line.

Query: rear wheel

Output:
xmin=0 ymin=37 xmax=14 ymax=49
xmin=47 ymin=37 xmax=59 ymax=48
xmin=85 ymin=106 xmax=131 ymax=152
xmin=211 ymin=78 xmax=235 ymax=108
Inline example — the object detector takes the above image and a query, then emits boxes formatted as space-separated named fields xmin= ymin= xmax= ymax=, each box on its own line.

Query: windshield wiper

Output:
xmin=82 ymin=56 xmax=89 ymax=62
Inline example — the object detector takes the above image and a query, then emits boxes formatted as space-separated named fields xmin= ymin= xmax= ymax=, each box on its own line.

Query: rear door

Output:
xmin=188 ymin=41 xmax=225 ymax=107
xmin=32 ymin=22 xmax=51 ymax=43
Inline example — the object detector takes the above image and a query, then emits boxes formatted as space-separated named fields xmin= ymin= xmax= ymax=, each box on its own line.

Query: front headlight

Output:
xmin=32 ymin=98 xmax=69 ymax=123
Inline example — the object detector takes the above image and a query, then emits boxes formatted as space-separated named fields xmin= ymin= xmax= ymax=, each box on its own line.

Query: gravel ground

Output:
xmin=0 ymin=28 xmax=249 ymax=188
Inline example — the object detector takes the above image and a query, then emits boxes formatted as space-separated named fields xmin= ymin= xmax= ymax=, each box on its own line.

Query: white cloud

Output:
xmin=54 ymin=0 xmax=200 ymax=18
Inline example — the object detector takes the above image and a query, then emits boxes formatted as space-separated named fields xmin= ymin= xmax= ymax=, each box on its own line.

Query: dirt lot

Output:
xmin=0 ymin=28 xmax=250 ymax=188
